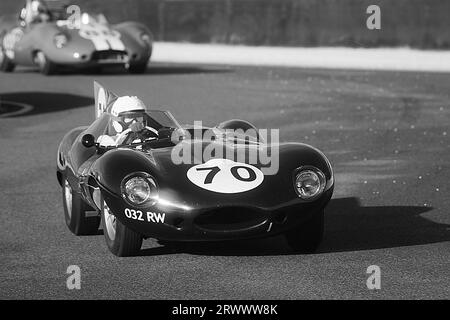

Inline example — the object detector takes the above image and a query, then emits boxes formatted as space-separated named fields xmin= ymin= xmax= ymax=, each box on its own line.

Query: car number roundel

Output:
xmin=187 ymin=159 xmax=264 ymax=193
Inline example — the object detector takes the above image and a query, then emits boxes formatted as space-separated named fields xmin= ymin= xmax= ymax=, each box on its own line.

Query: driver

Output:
xmin=28 ymin=0 xmax=52 ymax=24
xmin=97 ymin=96 xmax=155 ymax=147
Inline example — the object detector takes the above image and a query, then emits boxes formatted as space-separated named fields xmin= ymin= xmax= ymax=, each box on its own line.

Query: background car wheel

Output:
xmin=0 ymin=45 xmax=15 ymax=72
xmin=35 ymin=51 xmax=58 ymax=75
xmin=94 ymin=66 xmax=103 ymax=74
xmin=285 ymin=210 xmax=324 ymax=254
xmin=62 ymin=176 xmax=100 ymax=235
xmin=127 ymin=61 xmax=148 ymax=74
xmin=100 ymin=198 xmax=143 ymax=257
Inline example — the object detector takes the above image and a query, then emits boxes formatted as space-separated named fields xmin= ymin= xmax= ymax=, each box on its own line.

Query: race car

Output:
xmin=56 ymin=82 xmax=334 ymax=256
xmin=0 ymin=0 xmax=153 ymax=75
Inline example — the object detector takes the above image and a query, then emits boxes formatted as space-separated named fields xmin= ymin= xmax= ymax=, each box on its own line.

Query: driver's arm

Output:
xmin=122 ymin=122 xmax=146 ymax=144
xmin=97 ymin=135 xmax=116 ymax=147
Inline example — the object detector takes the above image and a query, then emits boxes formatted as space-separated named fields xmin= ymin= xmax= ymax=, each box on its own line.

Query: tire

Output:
xmin=35 ymin=51 xmax=58 ymax=75
xmin=89 ymin=66 xmax=103 ymax=74
xmin=100 ymin=197 xmax=143 ymax=257
xmin=62 ymin=176 xmax=100 ymax=235
xmin=127 ymin=61 xmax=148 ymax=74
xmin=0 ymin=45 xmax=15 ymax=72
xmin=285 ymin=210 xmax=324 ymax=254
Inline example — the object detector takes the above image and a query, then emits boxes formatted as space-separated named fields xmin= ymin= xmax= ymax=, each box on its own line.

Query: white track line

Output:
xmin=0 ymin=101 xmax=34 ymax=118
xmin=152 ymin=42 xmax=450 ymax=73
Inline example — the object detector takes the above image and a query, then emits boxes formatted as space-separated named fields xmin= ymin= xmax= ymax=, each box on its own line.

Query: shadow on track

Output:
xmin=12 ymin=64 xmax=232 ymax=76
xmin=0 ymin=92 xmax=93 ymax=118
xmin=319 ymin=197 xmax=448 ymax=253
xmin=138 ymin=197 xmax=449 ymax=257
xmin=145 ymin=65 xmax=232 ymax=76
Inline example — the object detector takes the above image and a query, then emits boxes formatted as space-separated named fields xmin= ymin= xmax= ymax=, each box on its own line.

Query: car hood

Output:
xmin=93 ymin=139 xmax=333 ymax=211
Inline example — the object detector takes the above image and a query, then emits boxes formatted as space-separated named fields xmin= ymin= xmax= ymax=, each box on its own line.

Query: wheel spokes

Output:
xmin=35 ymin=52 xmax=46 ymax=68
xmin=103 ymin=202 xmax=116 ymax=240
xmin=64 ymin=180 xmax=72 ymax=218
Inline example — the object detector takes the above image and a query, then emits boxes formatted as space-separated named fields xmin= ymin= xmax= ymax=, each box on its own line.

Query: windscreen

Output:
xmin=145 ymin=110 xmax=181 ymax=129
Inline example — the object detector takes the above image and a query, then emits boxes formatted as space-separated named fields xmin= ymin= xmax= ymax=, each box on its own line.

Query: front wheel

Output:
xmin=62 ymin=176 xmax=100 ymax=235
xmin=0 ymin=45 xmax=15 ymax=72
xmin=127 ymin=61 xmax=148 ymax=74
xmin=35 ymin=51 xmax=58 ymax=75
xmin=101 ymin=198 xmax=143 ymax=257
xmin=284 ymin=210 xmax=324 ymax=254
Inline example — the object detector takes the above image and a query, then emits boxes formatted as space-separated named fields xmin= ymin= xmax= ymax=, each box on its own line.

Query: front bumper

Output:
xmin=49 ymin=48 xmax=151 ymax=67
xmin=102 ymin=187 xmax=333 ymax=241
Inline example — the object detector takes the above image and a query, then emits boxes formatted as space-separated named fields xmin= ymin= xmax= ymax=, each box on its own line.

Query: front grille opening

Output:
xmin=92 ymin=50 xmax=128 ymax=61
xmin=194 ymin=207 xmax=266 ymax=232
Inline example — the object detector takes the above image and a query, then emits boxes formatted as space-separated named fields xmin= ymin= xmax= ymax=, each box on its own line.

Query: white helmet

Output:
xmin=111 ymin=96 xmax=146 ymax=117
xmin=110 ymin=96 xmax=147 ymax=134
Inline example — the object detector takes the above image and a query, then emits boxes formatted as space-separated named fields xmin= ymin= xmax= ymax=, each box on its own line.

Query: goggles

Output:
xmin=112 ymin=112 xmax=146 ymax=133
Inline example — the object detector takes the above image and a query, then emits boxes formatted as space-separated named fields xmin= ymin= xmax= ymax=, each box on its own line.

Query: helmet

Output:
xmin=110 ymin=96 xmax=147 ymax=134
xmin=31 ymin=0 xmax=50 ymax=14
xmin=111 ymin=96 xmax=146 ymax=117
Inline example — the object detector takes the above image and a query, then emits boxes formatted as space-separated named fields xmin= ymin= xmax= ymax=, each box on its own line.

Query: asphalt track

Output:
xmin=0 ymin=64 xmax=449 ymax=299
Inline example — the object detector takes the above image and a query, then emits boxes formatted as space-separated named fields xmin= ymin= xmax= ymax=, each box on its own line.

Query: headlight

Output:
xmin=54 ymin=33 xmax=68 ymax=48
xmin=294 ymin=167 xmax=326 ymax=200
xmin=140 ymin=33 xmax=152 ymax=44
xmin=121 ymin=173 xmax=158 ymax=206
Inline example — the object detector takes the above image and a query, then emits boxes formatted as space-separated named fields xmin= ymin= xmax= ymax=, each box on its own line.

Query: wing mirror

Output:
xmin=81 ymin=134 xmax=96 ymax=148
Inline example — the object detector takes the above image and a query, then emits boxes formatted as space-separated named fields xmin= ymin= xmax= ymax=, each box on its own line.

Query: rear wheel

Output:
xmin=35 ymin=51 xmax=58 ymax=75
xmin=0 ymin=45 xmax=15 ymax=72
xmin=101 ymin=197 xmax=143 ymax=257
xmin=89 ymin=66 xmax=103 ymax=74
xmin=62 ymin=176 xmax=100 ymax=235
xmin=285 ymin=210 xmax=324 ymax=254
xmin=127 ymin=61 xmax=148 ymax=74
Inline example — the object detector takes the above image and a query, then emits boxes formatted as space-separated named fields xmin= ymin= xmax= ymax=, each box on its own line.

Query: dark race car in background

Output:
xmin=56 ymin=82 xmax=334 ymax=256
xmin=0 ymin=0 xmax=153 ymax=75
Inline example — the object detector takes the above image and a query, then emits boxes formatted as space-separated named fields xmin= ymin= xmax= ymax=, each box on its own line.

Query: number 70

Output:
xmin=196 ymin=165 xmax=257 ymax=184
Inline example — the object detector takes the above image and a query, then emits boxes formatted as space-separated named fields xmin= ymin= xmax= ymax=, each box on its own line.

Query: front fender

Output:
xmin=56 ymin=126 xmax=87 ymax=185
xmin=269 ymin=143 xmax=335 ymax=201
xmin=34 ymin=25 xmax=96 ymax=64
xmin=278 ymin=143 xmax=333 ymax=184
xmin=91 ymin=148 xmax=159 ymax=196
xmin=113 ymin=22 xmax=152 ymax=60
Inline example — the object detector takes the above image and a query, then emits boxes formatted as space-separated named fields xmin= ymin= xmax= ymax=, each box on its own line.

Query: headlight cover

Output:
xmin=294 ymin=167 xmax=326 ymax=200
xmin=54 ymin=33 xmax=68 ymax=48
xmin=121 ymin=173 xmax=158 ymax=206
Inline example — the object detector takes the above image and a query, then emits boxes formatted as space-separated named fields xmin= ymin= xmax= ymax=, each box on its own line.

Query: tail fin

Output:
xmin=94 ymin=81 xmax=119 ymax=119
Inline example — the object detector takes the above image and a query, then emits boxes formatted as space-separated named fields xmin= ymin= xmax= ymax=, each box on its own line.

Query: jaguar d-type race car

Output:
xmin=0 ymin=0 xmax=152 ymax=74
xmin=56 ymin=82 xmax=334 ymax=256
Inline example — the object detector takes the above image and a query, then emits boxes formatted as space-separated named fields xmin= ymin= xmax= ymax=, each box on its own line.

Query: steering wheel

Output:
xmin=115 ymin=126 xmax=159 ymax=146
xmin=142 ymin=126 xmax=159 ymax=137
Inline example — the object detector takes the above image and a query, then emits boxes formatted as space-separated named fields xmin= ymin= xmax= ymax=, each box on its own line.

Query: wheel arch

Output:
xmin=92 ymin=148 xmax=159 ymax=196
